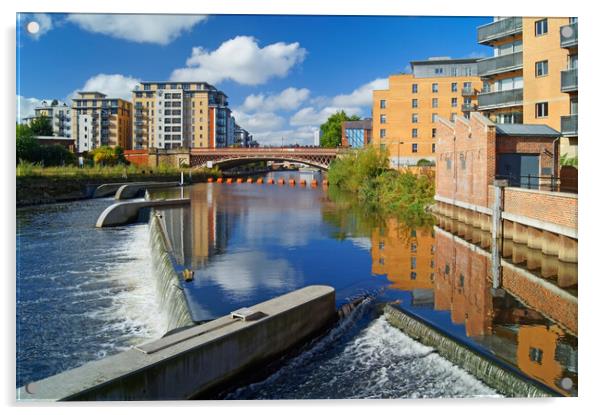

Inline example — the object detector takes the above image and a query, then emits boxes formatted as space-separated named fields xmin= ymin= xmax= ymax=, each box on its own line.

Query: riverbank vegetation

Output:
xmin=327 ymin=147 xmax=435 ymax=223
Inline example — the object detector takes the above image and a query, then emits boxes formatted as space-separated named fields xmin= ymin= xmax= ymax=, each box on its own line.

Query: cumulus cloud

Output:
xmin=17 ymin=96 xmax=44 ymax=121
xmin=232 ymin=110 xmax=286 ymax=134
xmin=252 ymin=126 xmax=318 ymax=147
xmin=331 ymin=78 xmax=389 ymax=107
xmin=170 ymin=36 xmax=307 ymax=85
xmin=240 ymin=87 xmax=310 ymax=112
xmin=21 ymin=13 xmax=53 ymax=40
xmin=68 ymin=73 xmax=141 ymax=101
xmin=66 ymin=14 xmax=207 ymax=45
xmin=289 ymin=106 xmax=362 ymax=127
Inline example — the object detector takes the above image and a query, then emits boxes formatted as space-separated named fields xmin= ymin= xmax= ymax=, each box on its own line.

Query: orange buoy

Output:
xmin=207 ymin=177 xmax=214 ymax=183
xmin=310 ymin=179 xmax=318 ymax=187
xmin=226 ymin=178 xmax=233 ymax=184
xmin=322 ymin=179 xmax=329 ymax=186
xmin=267 ymin=178 xmax=275 ymax=184
xmin=247 ymin=178 xmax=253 ymax=183
xmin=277 ymin=179 xmax=285 ymax=185
xmin=288 ymin=179 xmax=296 ymax=186
xmin=236 ymin=178 xmax=243 ymax=184
xmin=299 ymin=179 xmax=307 ymax=186
xmin=257 ymin=178 xmax=264 ymax=184
xmin=217 ymin=177 xmax=223 ymax=184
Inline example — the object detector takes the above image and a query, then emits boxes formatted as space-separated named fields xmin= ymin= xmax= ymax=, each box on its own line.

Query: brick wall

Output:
xmin=124 ymin=149 xmax=149 ymax=167
xmin=501 ymin=187 xmax=578 ymax=230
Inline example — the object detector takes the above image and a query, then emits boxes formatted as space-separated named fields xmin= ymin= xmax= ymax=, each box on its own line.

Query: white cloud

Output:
xmin=70 ymin=73 xmax=141 ymax=101
xmin=240 ymin=87 xmax=310 ymax=112
xmin=331 ymin=78 xmax=389 ymax=107
xmin=66 ymin=14 xmax=207 ymax=45
xmin=170 ymin=36 xmax=307 ymax=85
xmin=289 ymin=106 xmax=362 ymax=127
xmin=22 ymin=13 xmax=53 ymax=40
xmin=17 ymin=96 xmax=43 ymax=121
xmin=252 ymin=126 xmax=318 ymax=147
xmin=232 ymin=110 xmax=286 ymax=133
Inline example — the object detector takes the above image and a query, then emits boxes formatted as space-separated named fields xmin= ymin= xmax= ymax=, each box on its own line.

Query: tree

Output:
xmin=16 ymin=124 xmax=40 ymax=164
xmin=90 ymin=146 xmax=127 ymax=166
xmin=29 ymin=115 xmax=53 ymax=136
xmin=319 ymin=111 xmax=361 ymax=148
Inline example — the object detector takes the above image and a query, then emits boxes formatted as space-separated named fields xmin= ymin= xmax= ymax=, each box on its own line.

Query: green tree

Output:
xmin=16 ymin=123 xmax=40 ymax=164
xmin=90 ymin=146 xmax=127 ymax=166
xmin=319 ymin=111 xmax=361 ymax=148
xmin=29 ymin=115 xmax=53 ymax=136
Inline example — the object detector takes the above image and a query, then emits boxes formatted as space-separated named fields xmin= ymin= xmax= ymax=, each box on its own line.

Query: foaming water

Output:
xmin=16 ymin=199 xmax=167 ymax=387
xmin=227 ymin=302 xmax=500 ymax=400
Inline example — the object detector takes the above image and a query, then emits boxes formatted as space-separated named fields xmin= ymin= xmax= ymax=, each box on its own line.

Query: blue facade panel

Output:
xmin=345 ymin=128 xmax=365 ymax=148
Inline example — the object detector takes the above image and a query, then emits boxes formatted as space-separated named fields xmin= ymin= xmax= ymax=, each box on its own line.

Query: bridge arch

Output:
xmin=206 ymin=156 xmax=329 ymax=171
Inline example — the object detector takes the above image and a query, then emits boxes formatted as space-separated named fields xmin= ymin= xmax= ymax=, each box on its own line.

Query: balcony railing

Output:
xmin=561 ymin=68 xmax=578 ymax=92
xmin=477 ymin=88 xmax=523 ymax=110
xmin=560 ymin=22 xmax=578 ymax=48
xmin=462 ymin=103 xmax=476 ymax=112
xmin=561 ymin=114 xmax=578 ymax=137
xmin=461 ymin=87 xmax=475 ymax=96
xmin=478 ymin=52 xmax=523 ymax=77
xmin=477 ymin=17 xmax=523 ymax=44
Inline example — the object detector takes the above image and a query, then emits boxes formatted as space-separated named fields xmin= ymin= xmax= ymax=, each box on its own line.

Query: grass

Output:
xmin=16 ymin=161 xmax=221 ymax=180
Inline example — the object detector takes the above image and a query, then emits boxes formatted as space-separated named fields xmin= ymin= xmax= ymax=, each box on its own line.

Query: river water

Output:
xmin=16 ymin=171 xmax=578 ymax=398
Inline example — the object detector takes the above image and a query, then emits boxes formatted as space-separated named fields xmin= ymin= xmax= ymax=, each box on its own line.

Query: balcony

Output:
xmin=478 ymin=52 xmax=523 ymax=77
xmin=477 ymin=88 xmax=523 ymax=110
xmin=461 ymin=87 xmax=476 ymax=96
xmin=560 ymin=22 xmax=578 ymax=48
xmin=462 ymin=103 xmax=476 ymax=112
xmin=561 ymin=68 xmax=578 ymax=92
xmin=477 ymin=17 xmax=523 ymax=45
xmin=561 ymin=115 xmax=578 ymax=137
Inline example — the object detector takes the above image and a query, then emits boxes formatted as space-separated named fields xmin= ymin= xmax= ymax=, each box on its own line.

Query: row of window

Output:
xmin=379 ymin=112 xmax=461 ymax=127
xmin=379 ymin=82 xmax=474 ymax=109
xmin=379 ymin=143 xmax=436 ymax=153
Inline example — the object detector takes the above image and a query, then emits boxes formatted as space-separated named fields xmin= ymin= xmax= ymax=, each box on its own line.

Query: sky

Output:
xmin=16 ymin=13 xmax=491 ymax=146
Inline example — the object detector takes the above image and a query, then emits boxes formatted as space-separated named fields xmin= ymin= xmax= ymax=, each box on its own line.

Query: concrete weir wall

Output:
xmin=17 ymin=285 xmax=336 ymax=401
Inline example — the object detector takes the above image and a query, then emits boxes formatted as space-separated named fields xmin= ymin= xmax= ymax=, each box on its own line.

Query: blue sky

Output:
xmin=17 ymin=13 xmax=491 ymax=145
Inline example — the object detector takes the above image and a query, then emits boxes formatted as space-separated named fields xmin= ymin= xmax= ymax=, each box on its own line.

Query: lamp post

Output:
xmin=397 ymin=140 xmax=404 ymax=170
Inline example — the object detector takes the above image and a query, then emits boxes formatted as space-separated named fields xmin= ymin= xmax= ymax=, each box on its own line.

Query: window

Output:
xmin=412 ymin=99 xmax=418 ymax=108
xmin=380 ymin=114 xmax=387 ymax=124
xmin=412 ymin=84 xmax=418 ymax=93
xmin=451 ymin=113 xmax=457 ymax=121
xmin=380 ymin=99 xmax=386 ymax=109
xmin=459 ymin=274 xmax=465 ymax=287
xmin=432 ymin=83 xmax=439 ymax=93
xmin=446 ymin=159 xmax=452 ymax=170
xmin=380 ymin=129 xmax=386 ymax=138
xmin=432 ymin=143 xmax=436 ymax=153
xmin=529 ymin=348 xmax=544 ymax=364
xmin=411 ymin=243 xmax=417 ymax=253
xmin=412 ymin=143 xmax=418 ymax=153
xmin=379 ymin=241 xmax=385 ymax=250
xmin=535 ymin=60 xmax=549 ymax=77
xmin=412 ymin=128 xmax=418 ymax=138
xmin=535 ymin=19 xmax=548 ymax=36
xmin=412 ymin=113 xmax=418 ymax=123
xmin=432 ymin=113 xmax=438 ymax=123
xmin=463 ymin=81 xmax=472 ymax=89
xmin=536 ymin=102 xmax=549 ymax=118
xmin=411 ymin=229 xmax=417 ymax=237
xmin=410 ymin=272 xmax=417 ymax=280
xmin=451 ymin=97 xmax=458 ymax=108
xmin=379 ymin=258 xmax=385 ymax=265
xmin=434 ymin=67 xmax=443 ymax=75
xmin=432 ymin=128 xmax=437 ymax=138
xmin=411 ymin=257 xmax=417 ymax=269
xmin=432 ymin=98 xmax=438 ymax=108
xmin=451 ymin=82 xmax=458 ymax=92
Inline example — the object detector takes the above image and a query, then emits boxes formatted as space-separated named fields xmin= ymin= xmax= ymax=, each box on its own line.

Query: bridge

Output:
xmin=190 ymin=148 xmax=342 ymax=170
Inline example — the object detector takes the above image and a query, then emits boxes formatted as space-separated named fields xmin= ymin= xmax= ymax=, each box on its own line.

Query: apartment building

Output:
xmin=71 ymin=92 xmax=132 ymax=153
xmin=234 ymin=124 xmax=253 ymax=147
xmin=341 ymin=119 xmax=372 ymax=148
xmin=132 ymin=81 xmax=234 ymax=150
xmin=476 ymin=17 xmax=578 ymax=157
xmin=372 ymin=57 xmax=482 ymax=166
xmin=23 ymin=99 xmax=71 ymax=137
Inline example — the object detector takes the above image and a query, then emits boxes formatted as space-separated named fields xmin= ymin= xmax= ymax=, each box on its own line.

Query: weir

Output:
xmin=384 ymin=304 xmax=558 ymax=397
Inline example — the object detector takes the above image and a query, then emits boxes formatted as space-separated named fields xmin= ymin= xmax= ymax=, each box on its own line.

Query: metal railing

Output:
xmin=462 ymin=103 xmax=475 ymax=112
xmin=561 ymin=114 xmax=578 ymax=136
xmin=496 ymin=174 xmax=577 ymax=193
xmin=561 ymin=68 xmax=578 ymax=92
xmin=461 ymin=87 xmax=475 ymax=96
xmin=477 ymin=17 xmax=523 ymax=44
xmin=478 ymin=52 xmax=523 ymax=77
xmin=560 ymin=22 xmax=578 ymax=48
xmin=477 ymin=88 xmax=523 ymax=109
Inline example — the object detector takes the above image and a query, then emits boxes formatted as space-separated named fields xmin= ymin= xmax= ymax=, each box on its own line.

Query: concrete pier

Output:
xmin=93 ymin=182 xmax=158 ymax=198
xmin=115 ymin=182 xmax=181 ymax=200
xmin=17 ymin=285 xmax=336 ymax=401
xmin=96 ymin=199 xmax=190 ymax=227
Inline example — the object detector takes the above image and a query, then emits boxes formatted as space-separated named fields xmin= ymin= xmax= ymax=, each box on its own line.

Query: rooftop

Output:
xmin=495 ymin=124 xmax=561 ymax=138
xmin=410 ymin=57 xmax=480 ymax=67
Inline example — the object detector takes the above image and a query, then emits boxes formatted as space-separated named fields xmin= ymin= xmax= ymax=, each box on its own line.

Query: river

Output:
xmin=16 ymin=171 xmax=578 ymax=398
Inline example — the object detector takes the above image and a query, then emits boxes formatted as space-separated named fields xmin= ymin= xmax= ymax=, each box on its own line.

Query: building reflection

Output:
xmin=372 ymin=215 xmax=577 ymax=396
